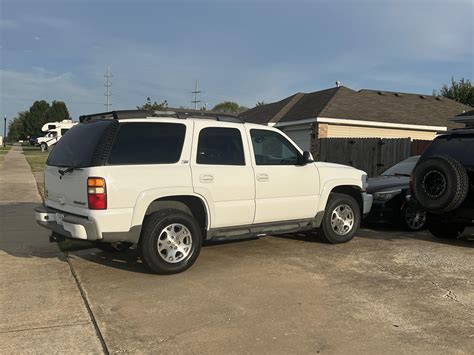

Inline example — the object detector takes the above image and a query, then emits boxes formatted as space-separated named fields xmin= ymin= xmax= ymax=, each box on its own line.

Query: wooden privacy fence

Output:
xmin=317 ymin=138 xmax=431 ymax=177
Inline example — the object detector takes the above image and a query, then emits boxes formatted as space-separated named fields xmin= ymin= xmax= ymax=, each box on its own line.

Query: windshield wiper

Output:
xmin=58 ymin=167 xmax=81 ymax=175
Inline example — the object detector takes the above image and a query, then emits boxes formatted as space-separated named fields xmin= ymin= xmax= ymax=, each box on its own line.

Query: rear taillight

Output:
xmin=87 ymin=177 xmax=107 ymax=210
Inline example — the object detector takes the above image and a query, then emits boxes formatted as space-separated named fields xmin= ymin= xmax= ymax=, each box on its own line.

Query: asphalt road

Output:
xmin=68 ymin=226 xmax=473 ymax=354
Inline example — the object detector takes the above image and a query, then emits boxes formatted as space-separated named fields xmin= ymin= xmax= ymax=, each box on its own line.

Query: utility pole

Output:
xmin=3 ymin=115 xmax=6 ymax=147
xmin=191 ymin=80 xmax=202 ymax=110
xmin=104 ymin=66 xmax=112 ymax=110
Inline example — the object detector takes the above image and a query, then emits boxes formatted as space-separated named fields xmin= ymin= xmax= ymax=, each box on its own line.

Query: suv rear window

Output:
xmin=107 ymin=122 xmax=186 ymax=165
xmin=47 ymin=120 xmax=115 ymax=168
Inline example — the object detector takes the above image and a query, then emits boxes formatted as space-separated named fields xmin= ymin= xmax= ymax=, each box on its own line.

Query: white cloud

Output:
xmin=0 ymin=68 xmax=103 ymax=118
xmin=0 ymin=19 xmax=19 ymax=29
xmin=34 ymin=36 xmax=40 ymax=41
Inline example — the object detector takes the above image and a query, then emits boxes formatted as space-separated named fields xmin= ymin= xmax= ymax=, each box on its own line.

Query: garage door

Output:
xmin=283 ymin=128 xmax=311 ymax=151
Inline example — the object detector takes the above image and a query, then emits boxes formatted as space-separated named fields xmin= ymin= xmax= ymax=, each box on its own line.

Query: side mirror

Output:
xmin=300 ymin=151 xmax=313 ymax=165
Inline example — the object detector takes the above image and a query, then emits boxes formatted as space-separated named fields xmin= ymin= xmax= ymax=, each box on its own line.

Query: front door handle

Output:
xmin=256 ymin=173 xmax=269 ymax=182
xmin=200 ymin=174 xmax=214 ymax=183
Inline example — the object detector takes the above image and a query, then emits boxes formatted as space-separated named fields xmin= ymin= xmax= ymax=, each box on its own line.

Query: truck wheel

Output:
xmin=318 ymin=193 xmax=360 ymax=243
xmin=401 ymin=205 xmax=427 ymax=231
xmin=95 ymin=242 xmax=133 ymax=252
xmin=138 ymin=209 xmax=202 ymax=274
xmin=40 ymin=143 xmax=48 ymax=152
xmin=412 ymin=155 xmax=468 ymax=213
xmin=429 ymin=222 xmax=465 ymax=239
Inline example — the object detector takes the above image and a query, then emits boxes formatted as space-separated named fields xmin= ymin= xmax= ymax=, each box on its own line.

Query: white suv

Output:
xmin=35 ymin=110 xmax=372 ymax=274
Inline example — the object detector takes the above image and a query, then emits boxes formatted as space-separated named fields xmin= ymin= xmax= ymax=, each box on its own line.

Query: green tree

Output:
xmin=7 ymin=112 xmax=29 ymax=142
xmin=26 ymin=100 xmax=51 ymax=136
xmin=212 ymin=101 xmax=249 ymax=114
xmin=137 ymin=97 xmax=168 ymax=111
xmin=436 ymin=77 xmax=474 ymax=106
xmin=49 ymin=101 xmax=71 ymax=122
xmin=7 ymin=100 xmax=72 ymax=140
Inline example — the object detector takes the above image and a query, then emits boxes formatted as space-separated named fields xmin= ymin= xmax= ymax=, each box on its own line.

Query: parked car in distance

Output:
xmin=29 ymin=136 xmax=38 ymax=146
xmin=410 ymin=128 xmax=474 ymax=239
xmin=367 ymin=156 xmax=427 ymax=231
xmin=35 ymin=109 xmax=372 ymax=275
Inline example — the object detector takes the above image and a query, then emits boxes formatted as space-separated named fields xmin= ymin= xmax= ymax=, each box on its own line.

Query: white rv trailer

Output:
xmin=37 ymin=120 xmax=77 ymax=151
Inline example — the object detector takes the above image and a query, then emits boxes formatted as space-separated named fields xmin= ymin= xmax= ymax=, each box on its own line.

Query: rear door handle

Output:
xmin=256 ymin=173 xmax=269 ymax=182
xmin=199 ymin=174 xmax=214 ymax=183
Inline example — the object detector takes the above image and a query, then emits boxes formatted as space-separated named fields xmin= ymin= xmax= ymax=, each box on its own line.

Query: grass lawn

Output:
xmin=23 ymin=146 xmax=49 ymax=198
xmin=0 ymin=145 xmax=12 ymax=167
xmin=24 ymin=149 xmax=49 ymax=172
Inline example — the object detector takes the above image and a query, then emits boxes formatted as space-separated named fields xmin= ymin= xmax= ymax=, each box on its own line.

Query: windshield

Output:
xmin=47 ymin=120 xmax=114 ymax=168
xmin=382 ymin=156 xmax=419 ymax=176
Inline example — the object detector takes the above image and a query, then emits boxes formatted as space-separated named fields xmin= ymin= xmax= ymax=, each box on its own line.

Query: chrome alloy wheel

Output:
xmin=405 ymin=207 xmax=427 ymax=230
xmin=157 ymin=223 xmax=193 ymax=264
xmin=330 ymin=204 xmax=355 ymax=236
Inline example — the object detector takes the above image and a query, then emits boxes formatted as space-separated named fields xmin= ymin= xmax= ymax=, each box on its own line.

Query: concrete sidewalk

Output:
xmin=0 ymin=145 xmax=104 ymax=353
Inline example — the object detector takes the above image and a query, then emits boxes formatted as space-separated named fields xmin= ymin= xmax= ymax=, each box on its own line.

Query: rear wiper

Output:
xmin=394 ymin=173 xmax=411 ymax=177
xmin=58 ymin=167 xmax=81 ymax=175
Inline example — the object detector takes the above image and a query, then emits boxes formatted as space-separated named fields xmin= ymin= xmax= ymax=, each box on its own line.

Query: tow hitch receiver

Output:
xmin=49 ymin=233 xmax=65 ymax=243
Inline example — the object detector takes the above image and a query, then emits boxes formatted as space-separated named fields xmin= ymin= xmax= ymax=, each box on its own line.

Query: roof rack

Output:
xmin=79 ymin=109 xmax=243 ymax=123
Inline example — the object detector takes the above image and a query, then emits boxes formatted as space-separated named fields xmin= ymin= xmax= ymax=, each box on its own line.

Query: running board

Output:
xmin=207 ymin=219 xmax=314 ymax=241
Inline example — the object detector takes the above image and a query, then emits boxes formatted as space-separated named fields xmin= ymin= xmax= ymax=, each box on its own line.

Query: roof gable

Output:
xmin=240 ymin=86 xmax=470 ymax=128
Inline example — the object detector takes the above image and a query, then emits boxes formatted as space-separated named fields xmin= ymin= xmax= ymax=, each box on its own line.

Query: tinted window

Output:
xmin=108 ymin=123 xmax=186 ymax=165
xmin=47 ymin=120 xmax=114 ymax=168
xmin=383 ymin=156 xmax=419 ymax=176
xmin=197 ymin=127 xmax=245 ymax=165
xmin=250 ymin=129 xmax=300 ymax=165
xmin=421 ymin=134 xmax=474 ymax=169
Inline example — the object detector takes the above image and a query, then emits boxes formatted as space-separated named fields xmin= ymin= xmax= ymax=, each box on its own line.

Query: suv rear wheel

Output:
xmin=317 ymin=193 xmax=360 ymax=243
xmin=429 ymin=222 xmax=465 ymax=239
xmin=138 ymin=209 xmax=202 ymax=274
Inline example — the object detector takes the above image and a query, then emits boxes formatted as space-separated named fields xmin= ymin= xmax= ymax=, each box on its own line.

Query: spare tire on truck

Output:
xmin=412 ymin=155 xmax=469 ymax=213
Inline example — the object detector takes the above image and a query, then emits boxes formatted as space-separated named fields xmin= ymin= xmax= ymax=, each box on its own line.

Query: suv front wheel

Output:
xmin=139 ymin=209 xmax=202 ymax=274
xmin=317 ymin=193 xmax=361 ymax=243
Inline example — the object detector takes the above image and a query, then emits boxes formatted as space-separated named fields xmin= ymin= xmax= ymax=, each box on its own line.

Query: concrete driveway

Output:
xmin=67 ymin=227 xmax=473 ymax=354
xmin=1 ymin=145 xmax=473 ymax=354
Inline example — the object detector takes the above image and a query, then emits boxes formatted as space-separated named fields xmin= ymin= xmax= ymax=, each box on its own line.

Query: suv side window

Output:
xmin=250 ymin=129 xmax=300 ymax=165
xmin=108 ymin=122 xmax=186 ymax=165
xmin=197 ymin=127 xmax=245 ymax=165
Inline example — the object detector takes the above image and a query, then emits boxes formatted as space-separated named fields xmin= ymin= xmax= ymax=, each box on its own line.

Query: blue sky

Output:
xmin=0 ymin=0 xmax=473 ymax=132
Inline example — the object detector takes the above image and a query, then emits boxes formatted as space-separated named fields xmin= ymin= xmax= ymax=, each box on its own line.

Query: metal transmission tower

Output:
xmin=104 ymin=66 xmax=113 ymax=110
xmin=191 ymin=80 xmax=202 ymax=110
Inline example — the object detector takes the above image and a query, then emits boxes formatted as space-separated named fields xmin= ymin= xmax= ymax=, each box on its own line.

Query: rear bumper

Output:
xmin=362 ymin=192 xmax=373 ymax=217
xmin=34 ymin=205 xmax=99 ymax=240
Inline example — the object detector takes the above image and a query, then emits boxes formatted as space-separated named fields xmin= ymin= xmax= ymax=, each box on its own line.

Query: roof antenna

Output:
xmin=335 ymin=80 xmax=341 ymax=88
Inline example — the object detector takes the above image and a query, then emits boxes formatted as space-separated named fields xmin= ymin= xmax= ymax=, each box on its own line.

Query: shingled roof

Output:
xmin=240 ymin=86 xmax=470 ymax=128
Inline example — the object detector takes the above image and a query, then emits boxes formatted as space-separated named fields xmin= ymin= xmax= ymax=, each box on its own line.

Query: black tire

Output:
xmin=412 ymin=155 xmax=468 ymax=213
xmin=40 ymin=142 xmax=48 ymax=151
xmin=138 ymin=209 xmax=202 ymax=274
xmin=401 ymin=205 xmax=427 ymax=231
xmin=317 ymin=193 xmax=361 ymax=243
xmin=429 ymin=222 xmax=465 ymax=239
xmin=95 ymin=241 xmax=133 ymax=252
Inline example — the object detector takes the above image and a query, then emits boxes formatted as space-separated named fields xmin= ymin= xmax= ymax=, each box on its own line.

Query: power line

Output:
xmin=191 ymin=80 xmax=202 ymax=110
xmin=104 ymin=66 xmax=112 ymax=110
